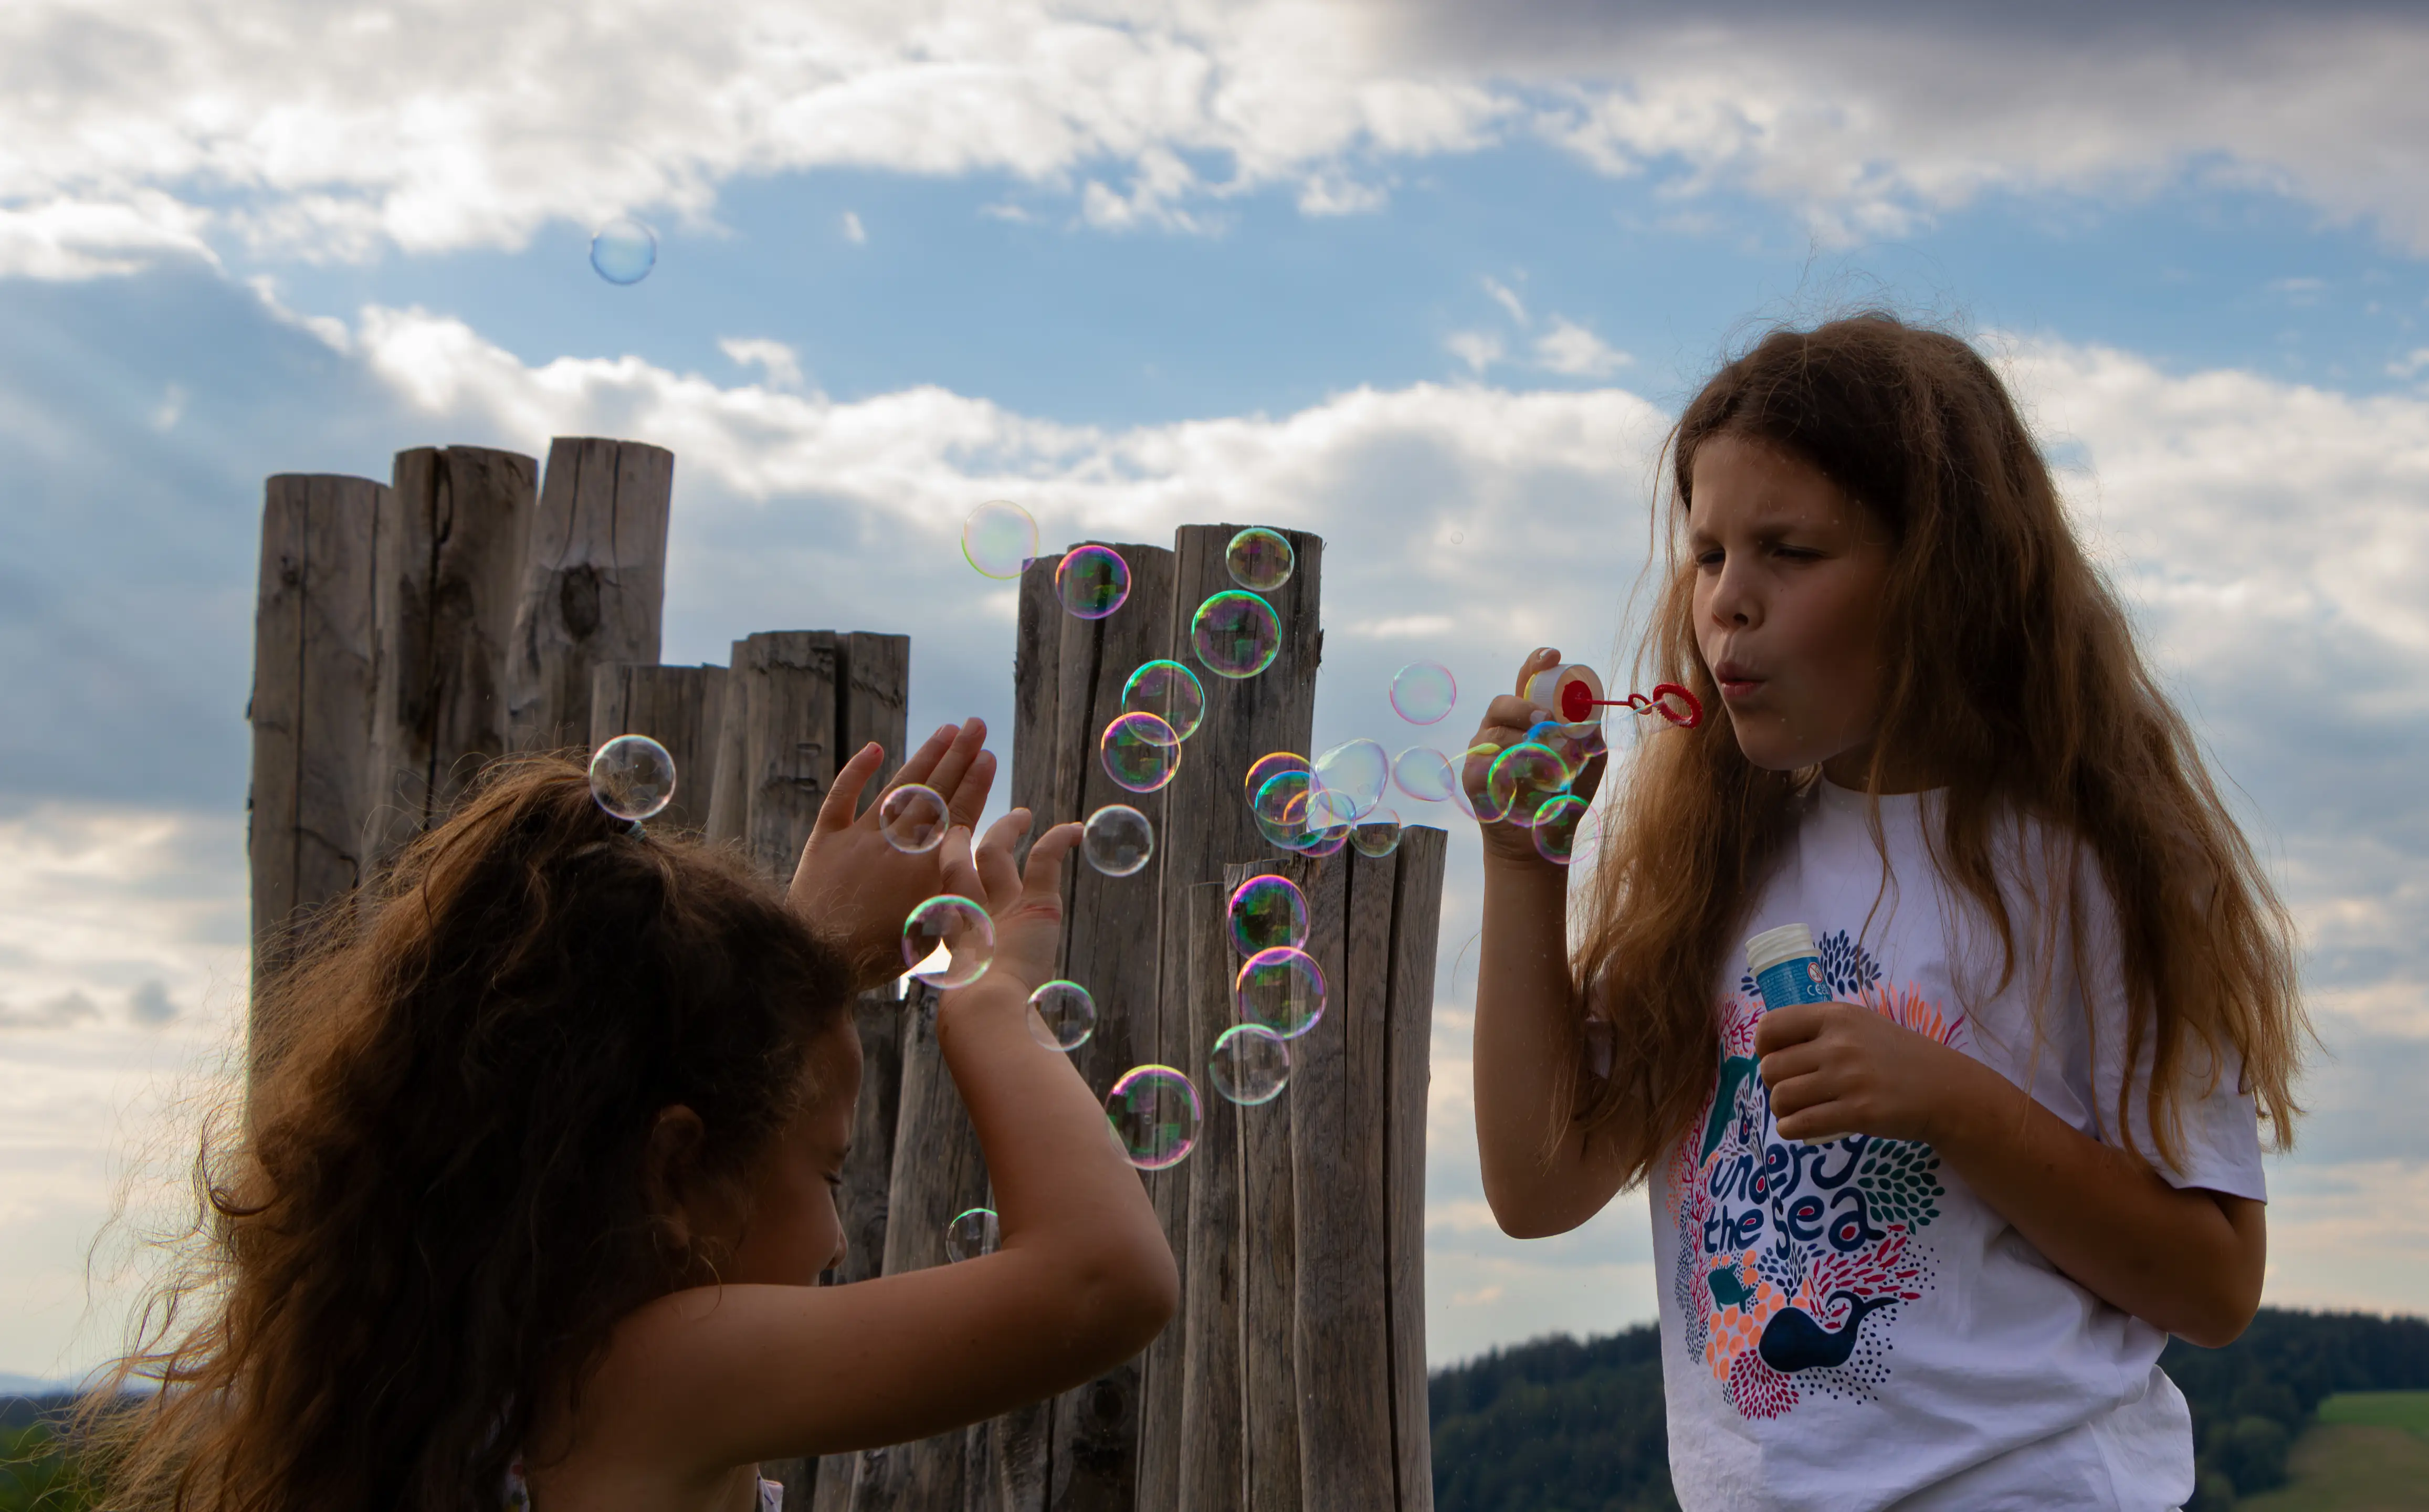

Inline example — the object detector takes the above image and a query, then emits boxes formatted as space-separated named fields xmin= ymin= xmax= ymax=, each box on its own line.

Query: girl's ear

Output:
xmin=644 ymin=1104 xmax=708 ymax=1246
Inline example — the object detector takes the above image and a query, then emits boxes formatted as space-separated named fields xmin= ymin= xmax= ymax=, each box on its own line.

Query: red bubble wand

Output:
xmin=1524 ymin=664 xmax=1702 ymax=729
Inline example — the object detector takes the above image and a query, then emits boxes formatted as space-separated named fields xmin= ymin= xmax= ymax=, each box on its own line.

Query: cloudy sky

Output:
xmin=5 ymin=0 xmax=2429 ymax=1381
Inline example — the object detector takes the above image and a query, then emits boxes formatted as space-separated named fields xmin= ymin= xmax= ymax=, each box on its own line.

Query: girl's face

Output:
xmin=722 ymin=1018 xmax=862 ymax=1287
xmin=1686 ymin=434 xmax=1897 ymax=786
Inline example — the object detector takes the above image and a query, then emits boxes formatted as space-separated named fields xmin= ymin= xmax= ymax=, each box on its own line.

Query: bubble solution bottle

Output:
xmin=1745 ymin=922 xmax=1833 ymax=1011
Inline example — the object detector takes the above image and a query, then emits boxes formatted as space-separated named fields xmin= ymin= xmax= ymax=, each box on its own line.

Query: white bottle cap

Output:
xmin=1522 ymin=664 xmax=1606 ymax=723
xmin=1744 ymin=922 xmax=1818 ymax=979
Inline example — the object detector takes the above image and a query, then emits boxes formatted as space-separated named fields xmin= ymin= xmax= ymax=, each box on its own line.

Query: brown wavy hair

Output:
xmin=74 ymin=756 xmax=855 ymax=1512
xmin=1573 ymin=312 xmax=2305 ymax=1185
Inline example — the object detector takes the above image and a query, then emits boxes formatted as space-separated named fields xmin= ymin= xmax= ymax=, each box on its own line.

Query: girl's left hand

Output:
xmin=1753 ymin=1001 xmax=1980 ymax=1145
xmin=788 ymin=719 xmax=997 ymax=990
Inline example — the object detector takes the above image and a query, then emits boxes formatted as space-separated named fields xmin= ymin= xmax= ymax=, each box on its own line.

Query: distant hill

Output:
xmin=1427 ymin=1308 xmax=2429 ymax=1512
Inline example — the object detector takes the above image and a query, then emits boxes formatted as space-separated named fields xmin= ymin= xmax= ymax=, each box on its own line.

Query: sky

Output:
xmin=4 ymin=0 xmax=2429 ymax=1381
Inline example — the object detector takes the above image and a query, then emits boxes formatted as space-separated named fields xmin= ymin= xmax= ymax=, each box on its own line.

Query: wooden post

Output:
xmin=509 ymin=438 xmax=675 ymax=753
xmin=368 ymin=445 xmax=537 ymax=853
xmin=247 ymin=473 xmax=384 ymax=1060
xmin=706 ymin=632 xmax=910 ymax=879
xmin=588 ymin=663 xmax=728 ymax=833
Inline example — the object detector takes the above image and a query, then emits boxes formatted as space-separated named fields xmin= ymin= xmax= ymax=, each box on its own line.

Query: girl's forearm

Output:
xmin=1928 ymin=1056 xmax=2265 ymax=1347
xmin=1473 ymin=854 xmax=1613 ymax=1237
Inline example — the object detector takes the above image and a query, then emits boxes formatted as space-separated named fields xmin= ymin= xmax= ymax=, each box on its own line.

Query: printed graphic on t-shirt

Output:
xmin=1665 ymin=930 xmax=1968 ymax=1422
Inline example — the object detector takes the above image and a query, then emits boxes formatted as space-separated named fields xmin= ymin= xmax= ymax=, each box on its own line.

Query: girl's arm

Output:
xmin=588 ymin=811 xmax=1180 ymax=1466
xmin=1472 ymin=648 xmax=1634 ymax=1239
xmin=1755 ymin=1001 xmax=2266 ymax=1347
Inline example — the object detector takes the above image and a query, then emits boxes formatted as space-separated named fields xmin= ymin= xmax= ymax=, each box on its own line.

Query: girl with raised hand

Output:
xmin=1468 ymin=314 xmax=2305 ymax=1510
xmin=84 ymin=720 xmax=1176 ymax=1512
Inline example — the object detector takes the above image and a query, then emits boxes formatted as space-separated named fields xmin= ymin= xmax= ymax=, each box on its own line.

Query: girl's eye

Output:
xmin=1694 ymin=549 xmax=1725 ymax=569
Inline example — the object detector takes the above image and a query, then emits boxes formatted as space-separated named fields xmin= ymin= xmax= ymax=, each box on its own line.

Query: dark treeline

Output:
xmin=1428 ymin=1308 xmax=2429 ymax=1512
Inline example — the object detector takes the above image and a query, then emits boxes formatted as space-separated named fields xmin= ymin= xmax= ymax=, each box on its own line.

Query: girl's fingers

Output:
xmin=815 ymin=742 xmax=889 ymax=833
xmin=945 ymin=749 xmax=998 ymax=828
xmin=1022 ymin=821 xmax=1084 ymax=898
xmin=1484 ymin=693 xmax=1553 ymax=731
xmin=925 ymin=719 xmax=991 ymax=804
xmin=934 ymin=826 xmax=981 ymax=900
xmin=1512 ymin=646 xmax=1563 ymax=696
xmin=889 ymin=723 xmax=963 ymax=791
xmin=974 ymin=808 xmax=1032 ymax=907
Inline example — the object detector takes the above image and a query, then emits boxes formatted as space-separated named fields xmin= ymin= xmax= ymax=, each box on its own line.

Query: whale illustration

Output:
xmin=1757 ymin=1290 xmax=1896 ymax=1374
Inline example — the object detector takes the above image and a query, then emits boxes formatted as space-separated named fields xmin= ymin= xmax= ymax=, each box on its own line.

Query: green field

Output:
xmin=2237 ymin=1394 xmax=2429 ymax=1511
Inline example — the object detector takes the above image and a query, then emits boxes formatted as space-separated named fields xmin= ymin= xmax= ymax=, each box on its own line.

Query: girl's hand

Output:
xmin=1753 ymin=1001 xmax=1980 ymax=1144
xmin=1462 ymin=647 xmax=1606 ymax=867
xmin=788 ymin=720 xmax=998 ymax=991
xmin=933 ymin=810 xmax=1081 ymax=1000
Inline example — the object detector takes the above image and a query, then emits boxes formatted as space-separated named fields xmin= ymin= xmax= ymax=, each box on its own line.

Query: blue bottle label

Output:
xmin=1754 ymin=954 xmax=1831 ymax=1011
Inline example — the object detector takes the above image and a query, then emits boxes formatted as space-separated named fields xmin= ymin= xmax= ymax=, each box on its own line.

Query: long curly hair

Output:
xmin=1573 ymin=312 xmax=2306 ymax=1184
xmin=75 ymin=756 xmax=855 ymax=1512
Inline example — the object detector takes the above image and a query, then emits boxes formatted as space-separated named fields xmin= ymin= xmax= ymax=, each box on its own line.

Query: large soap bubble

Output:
xmin=1100 ymin=711 xmax=1182 ymax=793
xmin=1083 ymin=803 xmax=1155 ymax=876
xmin=1228 ymin=873 xmax=1309 ymax=958
xmin=963 ymin=501 xmax=1039 ymax=579
xmin=1056 ymin=544 xmax=1131 ymax=620
xmin=877 ymin=783 xmax=950 ymax=854
xmin=1390 ymin=661 xmax=1456 ymax=724
xmin=902 ymin=895 xmax=994 ymax=988
xmin=1027 ymin=980 xmax=1097 ymax=1052
xmin=1309 ymin=739 xmax=1389 ymax=826
xmin=1122 ymin=660 xmax=1206 ymax=740
xmin=1106 ymin=1066 xmax=1201 ymax=1170
xmin=1225 ymin=528 xmax=1295 ymax=592
xmin=1209 ymin=1024 xmax=1291 ymax=1106
xmin=589 ymin=734 xmax=676 ymax=822
xmin=1392 ymin=746 xmax=1456 ymax=804
xmin=1235 ymin=946 xmax=1327 ymax=1038
xmin=1191 ymin=591 xmax=1280 ymax=679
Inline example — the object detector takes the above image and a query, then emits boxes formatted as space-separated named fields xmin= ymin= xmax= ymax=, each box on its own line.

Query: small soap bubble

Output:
xmin=1225 ymin=528 xmax=1295 ymax=592
xmin=1252 ymin=770 xmax=1314 ymax=850
xmin=1082 ymin=804 xmax=1155 ymax=876
xmin=1392 ymin=746 xmax=1457 ymax=804
xmin=1532 ymin=793 xmax=1591 ymax=865
xmin=1310 ymin=739 xmax=1389 ymax=825
xmin=1296 ymin=823 xmax=1352 ymax=857
xmin=1228 ymin=873 xmax=1310 ymax=958
xmin=902 ymin=895 xmax=994 ymax=988
xmin=1244 ymin=751 xmax=1310 ymax=799
xmin=877 ymin=783 xmax=949 ymax=854
xmin=1452 ymin=742 xmax=1511 ymax=824
xmin=1390 ymin=662 xmax=1457 ymax=724
xmin=588 ymin=734 xmax=676 ymax=821
xmin=1191 ymin=591 xmax=1281 ymax=679
xmin=1235 ymin=947 xmax=1327 ymax=1038
xmin=1524 ymin=719 xmax=1607 ymax=783
xmin=1488 ymin=743 xmax=1571 ymax=828
xmin=1106 ymin=1066 xmax=1202 ymax=1170
xmin=1027 ymin=980 xmax=1097 ymax=1052
xmin=1122 ymin=660 xmax=1206 ymax=740
xmin=589 ymin=218 xmax=657 ymax=285
xmin=962 ymin=501 xmax=1039 ymax=579
xmin=945 ymin=1206 xmax=1000 ymax=1263
xmin=1208 ymin=1024 xmax=1292 ymax=1106
xmin=1100 ymin=711 xmax=1182 ymax=793
xmin=1350 ymin=811 xmax=1403 ymax=858
xmin=1056 ymin=544 xmax=1132 ymax=620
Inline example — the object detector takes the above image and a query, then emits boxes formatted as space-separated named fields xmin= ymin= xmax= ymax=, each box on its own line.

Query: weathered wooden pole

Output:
xmin=508 ymin=438 xmax=675 ymax=753
xmin=706 ymin=632 xmax=910 ymax=877
xmin=588 ymin=663 xmax=728 ymax=833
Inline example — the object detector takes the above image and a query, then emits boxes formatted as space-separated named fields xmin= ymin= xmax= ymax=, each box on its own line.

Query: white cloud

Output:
xmin=0 ymin=194 xmax=216 ymax=280
xmin=1445 ymin=329 xmax=1503 ymax=375
xmin=1482 ymin=275 xmax=1529 ymax=327
xmin=719 ymin=335 xmax=808 ymax=393
xmin=1531 ymin=316 xmax=1629 ymax=377
xmin=840 ymin=209 xmax=867 ymax=244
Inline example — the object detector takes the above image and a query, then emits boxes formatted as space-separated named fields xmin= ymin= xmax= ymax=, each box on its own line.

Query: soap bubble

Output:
xmin=902 ymin=895 xmax=994 ymax=988
xmin=590 ymin=219 xmax=657 ymax=285
xmin=1228 ymin=873 xmax=1309 ymax=958
xmin=877 ymin=783 xmax=950 ymax=854
xmin=1235 ymin=947 xmax=1327 ymax=1038
xmin=1122 ymin=660 xmax=1206 ymax=740
xmin=1392 ymin=746 xmax=1456 ymax=804
xmin=588 ymin=734 xmax=676 ymax=821
xmin=962 ymin=501 xmax=1039 ymax=579
xmin=945 ymin=1206 xmax=999 ymax=1262
xmin=1350 ymin=812 xmax=1403 ymax=858
xmin=1524 ymin=719 xmax=1606 ymax=783
xmin=1532 ymin=794 xmax=1591 ymax=865
xmin=1191 ymin=591 xmax=1281 ymax=679
xmin=1208 ymin=1024 xmax=1291 ymax=1106
xmin=1452 ymin=742 xmax=1511 ymax=824
xmin=1056 ymin=544 xmax=1132 ymax=620
xmin=1100 ymin=711 xmax=1182 ymax=793
xmin=1083 ymin=804 xmax=1155 ymax=876
xmin=1390 ymin=662 xmax=1457 ymax=724
xmin=1106 ymin=1066 xmax=1201 ymax=1170
xmin=1027 ymin=981 xmax=1096 ymax=1052
xmin=1244 ymin=751 xmax=1310 ymax=799
xmin=1309 ymin=739 xmax=1389 ymax=826
xmin=1292 ymin=822 xmax=1352 ymax=858
xmin=1252 ymin=770 xmax=1314 ymax=849
xmin=1488 ymin=743 xmax=1571 ymax=828
xmin=1225 ymin=528 xmax=1296 ymax=592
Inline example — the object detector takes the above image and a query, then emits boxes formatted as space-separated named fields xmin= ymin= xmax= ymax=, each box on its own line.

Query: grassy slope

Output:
xmin=2236 ymin=1394 xmax=2429 ymax=1512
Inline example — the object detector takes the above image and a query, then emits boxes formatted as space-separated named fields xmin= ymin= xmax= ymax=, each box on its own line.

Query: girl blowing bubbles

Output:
xmin=83 ymin=721 xmax=1177 ymax=1512
xmin=1469 ymin=315 xmax=2305 ymax=1510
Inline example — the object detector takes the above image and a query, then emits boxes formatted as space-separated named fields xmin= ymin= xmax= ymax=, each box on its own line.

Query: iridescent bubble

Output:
xmin=1056 ymin=544 xmax=1132 ymax=621
xmin=962 ymin=501 xmax=1039 ymax=579
xmin=589 ymin=734 xmax=676 ymax=822
xmin=902 ymin=895 xmax=994 ymax=988
xmin=1235 ymin=947 xmax=1327 ymax=1038
xmin=1100 ymin=711 xmax=1181 ymax=793
xmin=1524 ymin=719 xmax=1609 ymax=784
xmin=1191 ymin=591 xmax=1281 ymax=679
xmin=1243 ymin=751 xmax=1310 ymax=800
xmin=1488 ymin=743 xmax=1570 ymax=828
xmin=1228 ymin=873 xmax=1309 ymax=959
xmin=1083 ymin=803 xmax=1155 ymax=876
xmin=1208 ymin=1024 xmax=1291 ymax=1106
xmin=1309 ymin=739 xmax=1389 ymax=826
xmin=1122 ymin=660 xmax=1206 ymax=740
xmin=1390 ymin=662 xmax=1457 ymax=724
xmin=1106 ymin=1066 xmax=1201 ymax=1170
xmin=1294 ymin=823 xmax=1351 ymax=858
xmin=589 ymin=218 xmax=657 ymax=285
xmin=1452 ymin=742 xmax=1510 ymax=824
xmin=1392 ymin=746 xmax=1456 ymax=804
xmin=945 ymin=1206 xmax=999 ymax=1263
xmin=1225 ymin=528 xmax=1296 ymax=592
xmin=1532 ymin=794 xmax=1591 ymax=865
xmin=1027 ymin=980 xmax=1097 ymax=1052
xmin=1252 ymin=771 xmax=1314 ymax=850
xmin=877 ymin=783 xmax=949 ymax=854
xmin=1350 ymin=811 xmax=1403 ymax=858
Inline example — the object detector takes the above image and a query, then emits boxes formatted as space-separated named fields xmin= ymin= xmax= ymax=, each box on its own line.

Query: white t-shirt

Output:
xmin=1647 ymin=779 xmax=2265 ymax=1512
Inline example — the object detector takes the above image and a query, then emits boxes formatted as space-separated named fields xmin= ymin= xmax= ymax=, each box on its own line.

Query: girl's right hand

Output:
xmin=1465 ymin=647 xmax=1603 ymax=868
xmin=933 ymin=810 xmax=1081 ymax=998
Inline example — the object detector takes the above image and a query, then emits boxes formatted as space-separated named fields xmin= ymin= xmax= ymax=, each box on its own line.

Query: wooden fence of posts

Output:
xmin=247 ymin=445 xmax=1444 ymax=1511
